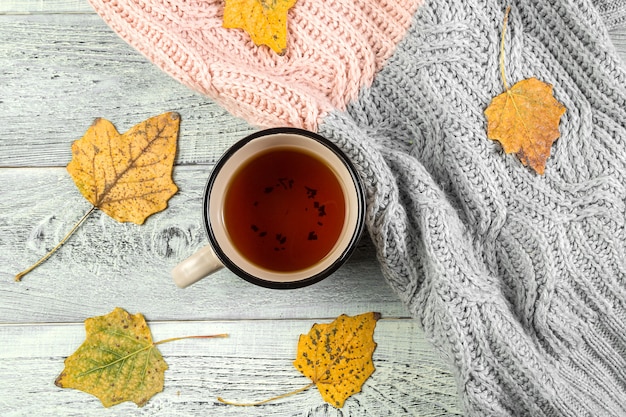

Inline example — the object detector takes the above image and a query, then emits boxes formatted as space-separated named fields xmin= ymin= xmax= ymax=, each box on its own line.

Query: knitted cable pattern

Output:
xmin=90 ymin=0 xmax=626 ymax=415
xmin=319 ymin=1 xmax=626 ymax=414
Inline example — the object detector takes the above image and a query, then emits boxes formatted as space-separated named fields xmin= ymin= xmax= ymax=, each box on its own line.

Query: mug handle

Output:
xmin=172 ymin=245 xmax=224 ymax=288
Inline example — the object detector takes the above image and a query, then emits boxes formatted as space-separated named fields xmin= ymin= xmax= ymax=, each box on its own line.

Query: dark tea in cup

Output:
xmin=172 ymin=128 xmax=365 ymax=289
xmin=223 ymin=147 xmax=346 ymax=272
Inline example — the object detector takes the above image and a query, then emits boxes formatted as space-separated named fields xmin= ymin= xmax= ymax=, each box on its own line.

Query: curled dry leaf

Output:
xmin=223 ymin=0 xmax=297 ymax=55
xmin=55 ymin=307 xmax=228 ymax=408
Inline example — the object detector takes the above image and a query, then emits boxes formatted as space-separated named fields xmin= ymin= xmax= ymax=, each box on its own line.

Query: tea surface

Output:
xmin=223 ymin=148 xmax=346 ymax=272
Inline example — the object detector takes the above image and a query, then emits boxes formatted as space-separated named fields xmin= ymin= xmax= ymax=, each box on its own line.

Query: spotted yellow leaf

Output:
xmin=293 ymin=312 xmax=380 ymax=408
xmin=218 ymin=312 xmax=380 ymax=408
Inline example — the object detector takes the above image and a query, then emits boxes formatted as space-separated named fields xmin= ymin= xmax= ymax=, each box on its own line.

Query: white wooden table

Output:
xmin=1 ymin=2 xmax=624 ymax=416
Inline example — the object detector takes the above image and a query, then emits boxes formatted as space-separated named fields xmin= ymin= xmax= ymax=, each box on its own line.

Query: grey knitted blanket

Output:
xmin=320 ymin=1 xmax=626 ymax=415
xmin=90 ymin=0 xmax=626 ymax=415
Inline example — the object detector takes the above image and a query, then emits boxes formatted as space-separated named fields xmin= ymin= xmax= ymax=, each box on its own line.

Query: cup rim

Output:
xmin=202 ymin=127 xmax=366 ymax=289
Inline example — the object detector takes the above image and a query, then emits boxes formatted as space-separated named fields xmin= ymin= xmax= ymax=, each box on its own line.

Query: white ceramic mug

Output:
xmin=172 ymin=128 xmax=365 ymax=289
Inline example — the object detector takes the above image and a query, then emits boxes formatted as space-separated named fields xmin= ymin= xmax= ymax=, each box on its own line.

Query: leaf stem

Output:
xmin=15 ymin=205 xmax=97 ymax=281
xmin=500 ymin=6 xmax=511 ymax=91
xmin=153 ymin=334 xmax=229 ymax=345
xmin=217 ymin=382 xmax=316 ymax=407
xmin=70 ymin=333 xmax=229 ymax=378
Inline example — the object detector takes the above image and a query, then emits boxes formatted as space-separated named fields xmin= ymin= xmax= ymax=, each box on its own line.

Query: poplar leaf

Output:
xmin=223 ymin=0 xmax=297 ymax=55
xmin=55 ymin=307 xmax=228 ymax=408
xmin=54 ymin=307 xmax=168 ymax=407
xmin=484 ymin=7 xmax=566 ymax=175
xmin=485 ymin=78 xmax=566 ymax=175
xmin=293 ymin=312 xmax=380 ymax=408
xmin=15 ymin=113 xmax=180 ymax=281
xmin=67 ymin=112 xmax=180 ymax=224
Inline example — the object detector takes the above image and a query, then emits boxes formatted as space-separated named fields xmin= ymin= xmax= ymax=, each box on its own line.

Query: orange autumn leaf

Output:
xmin=67 ymin=112 xmax=179 ymax=224
xmin=223 ymin=0 xmax=297 ymax=55
xmin=293 ymin=312 xmax=380 ymax=408
xmin=485 ymin=7 xmax=566 ymax=175
xmin=55 ymin=307 xmax=228 ymax=408
xmin=485 ymin=78 xmax=566 ymax=174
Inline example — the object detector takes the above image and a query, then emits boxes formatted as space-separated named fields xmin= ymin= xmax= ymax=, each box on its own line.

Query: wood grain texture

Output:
xmin=0 ymin=166 xmax=410 ymax=323
xmin=0 ymin=0 xmax=92 ymax=13
xmin=0 ymin=14 xmax=256 ymax=168
xmin=0 ymin=319 xmax=462 ymax=417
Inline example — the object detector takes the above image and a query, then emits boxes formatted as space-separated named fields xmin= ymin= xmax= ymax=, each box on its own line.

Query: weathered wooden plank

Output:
xmin=0 ymin=166 xmax=410 ymax=323
xmin=0 ymin=14 xmax=256 ymax=168
xmin=0 ymin=319 xmax=462 ymax=417
xmin=0 ymin=0 xmax=92 ymax=13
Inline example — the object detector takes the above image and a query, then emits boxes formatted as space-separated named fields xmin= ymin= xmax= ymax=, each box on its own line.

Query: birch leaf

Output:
xmin=293 ymin=312 xmax=380 ymax=408
xmin=223 ymin=0 xmax=297 ymax=55
xmin=218 ymin=312 xmax=380 ymax=408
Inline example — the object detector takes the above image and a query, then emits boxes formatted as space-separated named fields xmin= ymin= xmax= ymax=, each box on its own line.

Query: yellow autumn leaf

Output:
xmin=15 ymin=112 xmax=180 ymax=281
xmin=293 ymin=312 xmax=380 ymax=408
xmin=55 ymin=307 xmax=228 ymax=408
xmin=218 ymin=312 xmax=380 ymax=408
xmin=223 ymin=0 xmax=297 ymax=55
xmin=484 ymin=7 xmax=566 ymax=175
xmin=67 ymin=112 xmax=179 ymax=224
xmin=55 ymin=307 xmax=168 ymax=407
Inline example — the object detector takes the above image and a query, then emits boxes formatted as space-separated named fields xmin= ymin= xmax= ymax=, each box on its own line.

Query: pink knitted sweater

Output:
xmin=89 ymin=0 xmax=421 ymax=130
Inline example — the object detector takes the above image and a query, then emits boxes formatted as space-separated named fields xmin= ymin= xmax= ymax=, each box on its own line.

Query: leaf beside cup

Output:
xmin=15 ymin=112 xmax=180 ymax=281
